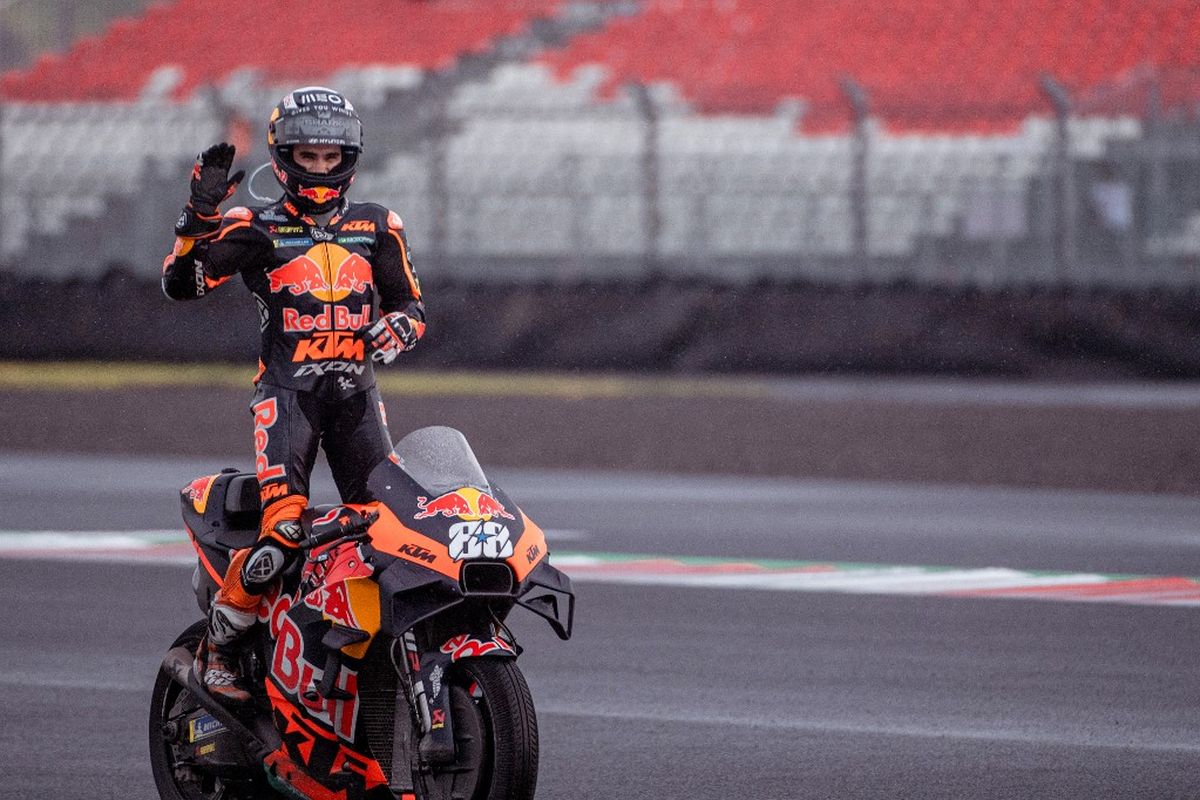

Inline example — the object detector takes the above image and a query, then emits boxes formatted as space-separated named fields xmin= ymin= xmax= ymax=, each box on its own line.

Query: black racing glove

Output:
xmin=307 ymin=506 xmax=378 ymax=547
xmin=363 ymin=312 xmax=426 ymax=364
xmin=175 ymin=143 xmax=245 ymax=237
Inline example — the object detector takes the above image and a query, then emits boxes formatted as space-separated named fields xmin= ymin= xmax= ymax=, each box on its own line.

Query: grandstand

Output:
xmin=540 ymin=0 xmax=1200 ymax=132
xmin=2 ymin=0 xmax=1200 ymax=286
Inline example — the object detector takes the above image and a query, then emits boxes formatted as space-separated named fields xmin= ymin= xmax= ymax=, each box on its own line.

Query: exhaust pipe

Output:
xmin=162 ymin=645 xmax=198 ymax=690
xmin=160 ymin=646 xmax=274 ymax=761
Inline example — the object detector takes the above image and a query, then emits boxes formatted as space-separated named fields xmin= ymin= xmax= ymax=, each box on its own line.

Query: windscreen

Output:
xmin=392 ymin=425 xmax=491 ymax=497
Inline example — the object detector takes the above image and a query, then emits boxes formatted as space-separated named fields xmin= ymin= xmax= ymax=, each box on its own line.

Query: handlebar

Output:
xmin=298 ymin=510 xmax=379 ymax=550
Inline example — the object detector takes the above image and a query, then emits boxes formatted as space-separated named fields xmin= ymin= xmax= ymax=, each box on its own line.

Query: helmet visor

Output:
xmin=273 ymin=111 xmax=362 ymax=149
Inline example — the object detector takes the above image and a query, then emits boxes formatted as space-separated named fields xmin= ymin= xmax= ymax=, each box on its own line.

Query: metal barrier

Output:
xmin=4 ymin=66 xmax=1200 ymax=287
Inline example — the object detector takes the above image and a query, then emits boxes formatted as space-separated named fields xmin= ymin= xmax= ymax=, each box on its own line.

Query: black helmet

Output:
xmin=267 ymin=86 xmax=363 ymax=213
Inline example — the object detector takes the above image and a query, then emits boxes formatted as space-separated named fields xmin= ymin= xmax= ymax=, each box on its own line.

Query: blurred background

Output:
xmin=6 ymin=5 xmax=1200 ymax=798
xmin=3 ymin=0 xmax=1200 ymax=376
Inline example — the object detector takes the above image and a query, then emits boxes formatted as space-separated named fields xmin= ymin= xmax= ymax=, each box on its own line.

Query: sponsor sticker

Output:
xmin=414 ymin=489 xmax=515 ymax=522
xmin=267 ymin=245 xmax=374 ymax=301
xmin=292 ymin=331 xmax=364 ymax=362
xmin=189 ymin=714 xmax=225 ymax=742
xmin=273 ymin=237 xmax=315 ymax=249
xmin=252 ymin=397 xmax=286 ymax=482
xmin=439 ymin=633 xmax=515 ymax=661
xmin=430 ymin=664 xmax=443 ymax=699
xmin=269 ymin=609 xmax=361 ymax=741
xmin=184 ymin=475 xmax=217 ymax=513
xmin=297 ymin=90 xmax=344 ymax=106
xmin=398 ymin=542 xmax=437 ymax=564
xmin=299 ymin=185 xmax=341 ymax=205
xmin=294 ymin=360 xmax=366 ymax=378
xmin=282 ymin=304 xmax=371 ymax=333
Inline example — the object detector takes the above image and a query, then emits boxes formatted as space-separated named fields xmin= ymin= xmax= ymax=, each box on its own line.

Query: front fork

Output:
xmin=399 ymin=624 xmax=518 ymax=765
xmin=400 ymin=631 xmax=457 ymax=764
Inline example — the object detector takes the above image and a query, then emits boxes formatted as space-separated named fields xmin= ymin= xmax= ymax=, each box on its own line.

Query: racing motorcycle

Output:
xmin=149 ymin=425 xmax=575 ymax=800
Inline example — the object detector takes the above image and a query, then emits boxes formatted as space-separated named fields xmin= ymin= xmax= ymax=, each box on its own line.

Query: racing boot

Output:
xmin=197 ymin=598 xmax=256 ymax=704
xmin=195 ymin=496 xmax=307 ymax=704
xmin=199 ymin=639 xmax=251 ymax=704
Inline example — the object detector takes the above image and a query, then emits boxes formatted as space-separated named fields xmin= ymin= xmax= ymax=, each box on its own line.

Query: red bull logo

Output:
xmin=330 ymin=253 xmax=373 ymax=294
xmin=267 ymin=244 xmax=373 ymax=302
xmin=283 ymin=304 xmax=371 ymax=333
xmin=414 ymin=488 xmax=515 ymax=521
xmin=184 ymin=475 xmax=217 ymax=513
xmin=268 ymin=255 xmax=325 ymax=296
xmin=298 ymin=185 xmax=341 ymax=204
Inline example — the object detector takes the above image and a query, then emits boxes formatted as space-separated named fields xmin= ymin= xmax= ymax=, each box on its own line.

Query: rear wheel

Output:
xmin=147 ymin=620 xmax=278 ymax=800
xmin=419 ymin=658 xmax=539 ymax=800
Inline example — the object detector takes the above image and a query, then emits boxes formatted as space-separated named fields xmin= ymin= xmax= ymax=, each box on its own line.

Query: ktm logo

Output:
xmin=341 ymin=220 xmax=376 ymax=232
xmin=292 ymin=331 xmax=364 ymax=362
xmin=398 ymin=543 xmax=437 ymax=564
xmin=260 ymin=483 xmax=289 ymax=503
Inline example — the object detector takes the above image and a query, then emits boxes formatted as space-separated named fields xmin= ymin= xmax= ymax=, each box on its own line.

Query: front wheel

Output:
xmin=420 ymin=658 xmax=539 ymax=800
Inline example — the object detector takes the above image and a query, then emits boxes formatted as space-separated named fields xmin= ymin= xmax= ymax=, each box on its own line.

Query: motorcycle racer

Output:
xmin=161 ymin=86 xmax=425 ymax=702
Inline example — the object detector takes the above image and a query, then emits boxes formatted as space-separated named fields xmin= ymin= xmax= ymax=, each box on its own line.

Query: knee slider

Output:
xmin=240 ymin=539 xmax=297 ymax=594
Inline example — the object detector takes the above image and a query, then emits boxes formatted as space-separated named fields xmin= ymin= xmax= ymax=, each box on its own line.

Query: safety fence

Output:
xmin=3 ymin=65 xmax=1200 ymax=287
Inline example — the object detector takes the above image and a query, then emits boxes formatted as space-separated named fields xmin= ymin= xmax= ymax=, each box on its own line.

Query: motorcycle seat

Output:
xmin=224 ymin=473 xmax=262 ymax=517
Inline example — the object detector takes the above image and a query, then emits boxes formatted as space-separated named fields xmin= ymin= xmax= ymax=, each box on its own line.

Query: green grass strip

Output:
xmin=0 ymin=361 xmax=770 ymax=400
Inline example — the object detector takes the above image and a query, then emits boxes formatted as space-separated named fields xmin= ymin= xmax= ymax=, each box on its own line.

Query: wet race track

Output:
xmin=3 ymin=454 xmax=1200 ymax=799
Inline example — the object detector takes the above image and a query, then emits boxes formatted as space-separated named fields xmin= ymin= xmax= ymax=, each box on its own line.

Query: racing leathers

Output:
xmin=162 ymin=196 xmax=425 ymax=700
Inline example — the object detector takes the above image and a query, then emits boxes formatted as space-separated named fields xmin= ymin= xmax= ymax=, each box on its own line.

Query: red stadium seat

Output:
xmin=0 ymin=0 xmax=564 ymax=102
xmin=538 ymin=0 xmax=1200 ymax=131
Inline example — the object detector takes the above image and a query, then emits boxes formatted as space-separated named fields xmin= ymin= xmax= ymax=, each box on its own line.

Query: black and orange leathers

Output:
xmin=163 ymin=195 xmax=423 ymax=504
xmin=164 ymin=195 xmax=424 ymax=563
xmin=249 ymin=383 xmax=392 ymax=510
xmin=163 ymin=197 xmax=424 ymax=398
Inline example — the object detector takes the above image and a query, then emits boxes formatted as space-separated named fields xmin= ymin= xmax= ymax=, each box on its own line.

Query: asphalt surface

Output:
xmin=4 ymin=373 xmax=1200 ymax=493
xmin=3 ymin=455 xmax=1200 ymax=799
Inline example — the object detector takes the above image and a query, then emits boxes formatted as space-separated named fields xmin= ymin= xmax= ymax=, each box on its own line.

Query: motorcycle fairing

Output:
xmin=262 ymin=588 xmax=393 ymax=800
xmin=376 ymin=556 xmax=468 ymax=638
xmin=301 ymin=540 xmax=380 ymax=661
xmin=368 ymin=503 xmax=461 ymax=579
xmin=264 ymin=681 xmax=392 ymax=800
xmin=364 ymin=448 xmax=576 ymax=642
xmin=366 ymin=459 xmax=551 ymax=582
xmin=180 ymin=470 xmax=261 ymax=583
xmin=515 ymin=559 xmax=576 ymax=640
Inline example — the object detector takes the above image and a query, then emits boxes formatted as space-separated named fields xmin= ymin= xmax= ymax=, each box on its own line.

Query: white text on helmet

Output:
xmin=297 ymin=92 xmax=344 ymax=106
